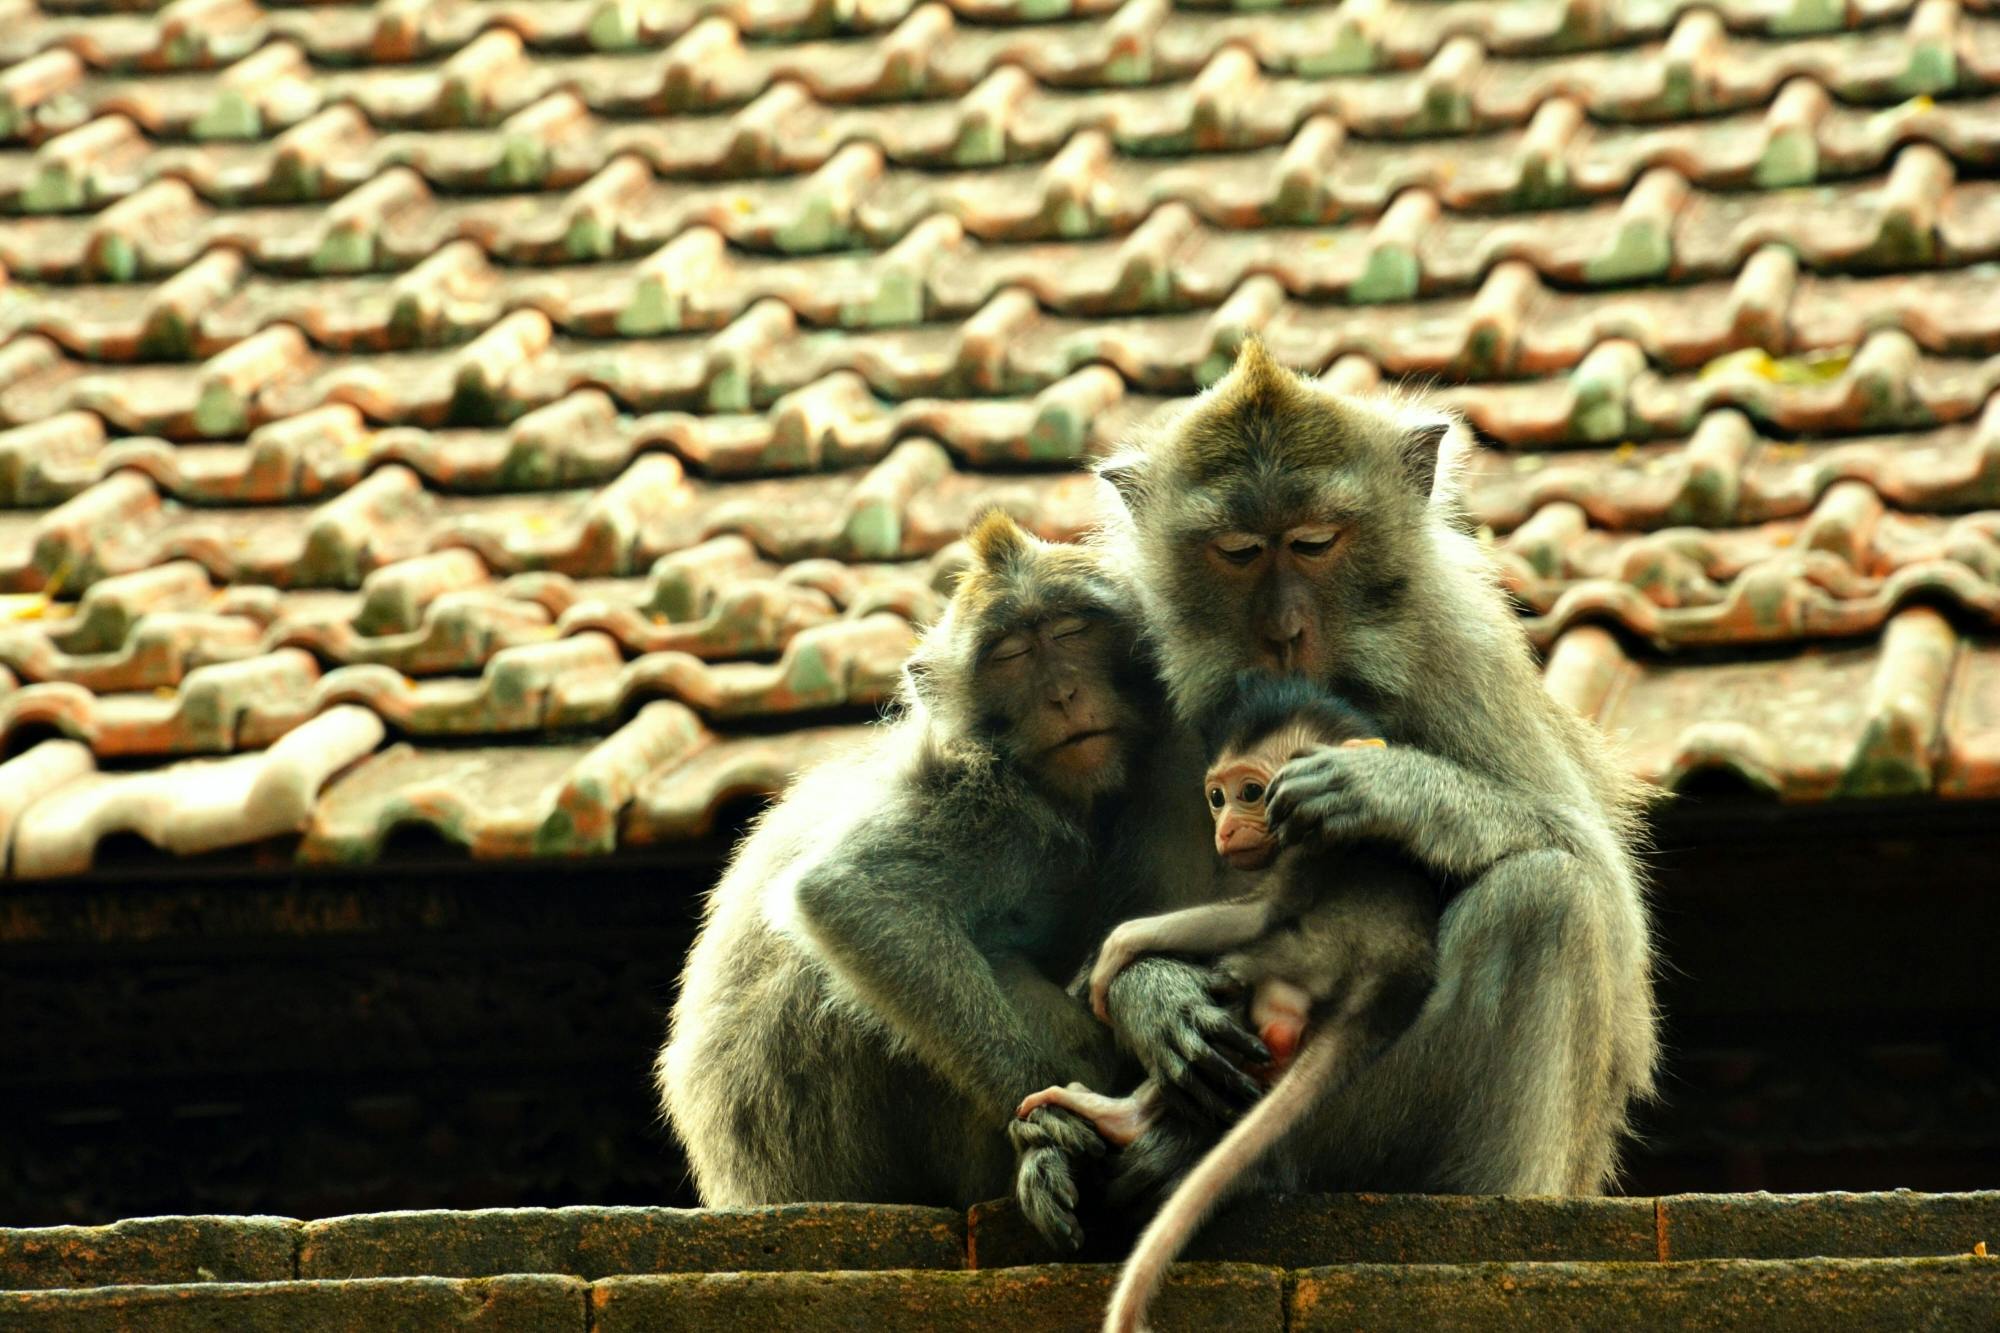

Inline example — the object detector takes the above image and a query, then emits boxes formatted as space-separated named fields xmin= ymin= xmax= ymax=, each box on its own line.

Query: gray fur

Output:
xmin=1040 ymin=836 xmax=1440 ymax=1333
xmin=655 ymin=528 xmax=1212 ymax=1249
xmin=1089 ymin=344 xmax=1658 ymax=1200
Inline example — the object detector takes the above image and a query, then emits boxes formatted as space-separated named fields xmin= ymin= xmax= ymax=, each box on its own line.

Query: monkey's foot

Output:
xmin=1016 ymin=1083 xmax=1156 ymax=1149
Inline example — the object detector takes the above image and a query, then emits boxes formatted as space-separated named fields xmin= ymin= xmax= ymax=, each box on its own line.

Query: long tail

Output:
xmin=1101 ymin=1028 xmax=1344 ymax=1333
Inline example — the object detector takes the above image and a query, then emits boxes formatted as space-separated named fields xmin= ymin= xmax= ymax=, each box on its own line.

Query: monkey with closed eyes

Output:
xmin=656 ymin=512 xmax=1222 ymax=1248
xmin=1072 ymin=340 xmax=1654 ymax=1217
xmin=1018 ymin=675 xmax=1439 ymax=1333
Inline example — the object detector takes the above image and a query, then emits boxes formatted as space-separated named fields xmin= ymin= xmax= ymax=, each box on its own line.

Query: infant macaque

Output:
xmin=1016 ymin=674 xmax=1440 ymax=1333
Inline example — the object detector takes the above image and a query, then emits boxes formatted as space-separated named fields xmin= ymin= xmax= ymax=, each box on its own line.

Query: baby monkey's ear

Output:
xmin=1340 ymin=738 xmax=1387 ymax=749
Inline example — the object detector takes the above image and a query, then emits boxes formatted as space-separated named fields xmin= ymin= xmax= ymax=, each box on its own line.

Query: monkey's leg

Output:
xmin=1015 ymin=1080 xmax=1161 ymax=1148
xmin=1248 ymin=979 xmax=1312 ymax=1070
xmin=990 ymin=956 xmax=1129 ymax=1247
xmin=1088 ymin=897 xmax=1280 ymax=1022
xmin=1291 ymin=849 xmax=1649 ymax=1196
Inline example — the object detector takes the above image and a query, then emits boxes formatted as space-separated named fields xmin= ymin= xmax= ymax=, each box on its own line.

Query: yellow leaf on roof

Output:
xmin=1697 ymin=346 xmax=1852 ymax=385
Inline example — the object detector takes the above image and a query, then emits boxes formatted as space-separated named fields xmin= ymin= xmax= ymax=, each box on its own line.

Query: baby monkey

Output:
xmin=1017 ymin=674 xmax=1439 ymax=1333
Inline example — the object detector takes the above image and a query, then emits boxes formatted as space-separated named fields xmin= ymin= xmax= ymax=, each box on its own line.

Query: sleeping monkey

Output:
xmin=1018 ymin=674 xmax=1441 ymax=1333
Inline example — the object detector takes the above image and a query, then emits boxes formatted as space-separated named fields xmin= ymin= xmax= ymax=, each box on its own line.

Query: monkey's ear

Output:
xmin=1398 ymin=420 xmax=1452 ymax=500
xmin=1093 ymin=450 xmax=1150 ymax=511
xmin=901 ymin=646 xmax=938 ymax=705
xmin=966 ymin=509 xmax=1032 ymax=568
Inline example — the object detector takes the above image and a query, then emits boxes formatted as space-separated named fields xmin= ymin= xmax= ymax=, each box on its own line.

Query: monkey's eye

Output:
xmin=1239 ymin=781 xmax=1265 ymax=804
xmin=1207 ymin=786 xmax=1225 ymax=810
xmin=1288 ymin=526 xmax=1340 ymax=558
xmin=1213 ymin=538 xmax=1264 ymax=567
xmin=1048 ymin=616 xmax=1091 ymax=640
xmin=986 ymin=633 xmax=1032 ymax=664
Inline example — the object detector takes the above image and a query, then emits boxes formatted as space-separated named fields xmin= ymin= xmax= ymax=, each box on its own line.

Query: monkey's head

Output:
xmin=1091 ymin=339 xmax=1467 ymax=719
xmin=1199 ymin=673 xmax=1386 ymax=871
xmin=902 ymin=511 xmax=1155 ymax=806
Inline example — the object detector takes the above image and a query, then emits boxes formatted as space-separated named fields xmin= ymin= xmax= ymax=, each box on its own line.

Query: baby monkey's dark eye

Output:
xmin=1207 ymin=787 xmax=1225 ymax=810
xmin=1239 ymin=781 xmax=1265 ymax=804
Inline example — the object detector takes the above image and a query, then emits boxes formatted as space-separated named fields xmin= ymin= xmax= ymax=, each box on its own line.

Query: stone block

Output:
xmin=966 ymin=1199 xmax=1133 ymax=1270
xmin=592 ymin=1262 xmax=1284 ymax=1332
xmin=1185 ymin=1193 xmax=1659 ymax=1266
xmin=0 ymin=1276 xmax=585 ymax=1332
xmin=968 ymin=1192 xmax=1655 ymax=1270
xmin=299 ymin=1204 xmax=964 ymax=1280
xmin=1292 ymin=1256 xmax=2000 ymax=1330
xmin=1663 ymin=1190 xmax=2000 ymax=1260
xmin=0 ymin=1216 xmax=297 ymax=1291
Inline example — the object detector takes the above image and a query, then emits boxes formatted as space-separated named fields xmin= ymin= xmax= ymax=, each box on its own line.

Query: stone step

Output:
xmin=3 ymin=1258 xmax=1997 ymax=1332
xmin=3 ymin=1193 xmax=1997 ymax=1292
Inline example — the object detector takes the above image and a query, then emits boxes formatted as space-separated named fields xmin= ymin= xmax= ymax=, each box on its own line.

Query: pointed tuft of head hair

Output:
xmin=1221 ymin=336 xmax=1289 ymax=399
xmin=967 ymin=509 xmax=1034 ymax=569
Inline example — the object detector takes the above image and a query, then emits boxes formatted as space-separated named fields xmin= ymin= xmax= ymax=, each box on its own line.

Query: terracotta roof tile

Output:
xmin=4 ymin=0 xmax=2000 ymax=873
xmin=1547 ymin=607 xmax=1963 ymax=799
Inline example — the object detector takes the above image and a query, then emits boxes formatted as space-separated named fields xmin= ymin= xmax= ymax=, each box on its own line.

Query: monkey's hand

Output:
xmin=1103 ymin=956 xmax=1269 ymax=1126
xmin=1266 ymin=742 xmax=1555 ymax=878
xmin=1009 ymin=1104 xmax=1106 ymax=1254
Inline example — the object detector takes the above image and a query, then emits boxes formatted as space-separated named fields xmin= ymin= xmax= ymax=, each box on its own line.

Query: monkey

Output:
xmin=1081 ymin=678 xmax=1400 ymax=1064
xmin=1076 ymin=338 xmax=1656 ymax=1209
xmin=1014 ymin=674 xmax=1439 ymax=1333
xmin=656 ymin=511 xmax=1196 ymax=1249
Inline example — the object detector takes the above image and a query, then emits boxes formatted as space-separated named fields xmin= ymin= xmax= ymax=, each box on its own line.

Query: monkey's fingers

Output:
xmin=1015 ymin=1148 xmax=1084 ymax=1254
xmin=1190 ymin=1041 xmax=1268 ymax=1110
xmin=1212 ymin=1018 xmax=1274 ymax=1069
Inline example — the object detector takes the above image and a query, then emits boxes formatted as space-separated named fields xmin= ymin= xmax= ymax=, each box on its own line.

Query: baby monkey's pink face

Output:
xmin=1204 ymin=722 xmax=1385 ymax=871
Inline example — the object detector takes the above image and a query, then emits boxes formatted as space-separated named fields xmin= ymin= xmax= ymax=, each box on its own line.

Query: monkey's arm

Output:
xmin=993 ymin=955 xmax=1123 ymax=1088
xmin=1266 ymin=743 xmax=1564 ymax=880
xmin=793 ymin=852 xmax=1100 ymax=1119
xmin=1087 ymin=896 xmax=1284 ymax=1022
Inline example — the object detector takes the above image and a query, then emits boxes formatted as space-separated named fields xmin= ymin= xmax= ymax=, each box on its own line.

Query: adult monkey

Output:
xmin=658 ymin=513 xmax=1217 ymax=1247
xmin=1084 ymin=340 xmax=1656 ymax=1211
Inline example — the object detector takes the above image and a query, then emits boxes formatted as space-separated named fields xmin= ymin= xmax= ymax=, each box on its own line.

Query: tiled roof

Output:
xmin=3 ymin=0 xmax=1999 ymax=876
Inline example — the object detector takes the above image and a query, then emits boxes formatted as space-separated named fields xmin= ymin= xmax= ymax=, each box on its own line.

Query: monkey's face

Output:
xmin=1205 ymin=725 xmax=1383 ymax=869
xmin=1204 ymin=752 xmax=1279 ymax=870
xmin=1094 ymin=340 xmax=1453 ymax=718
xmin=977 ymin=610 xmax=1148 ymax=806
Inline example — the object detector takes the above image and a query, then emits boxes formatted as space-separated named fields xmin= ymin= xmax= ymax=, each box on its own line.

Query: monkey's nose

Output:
xmin=1263 ymin=629 xmax=1304 ymax=670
